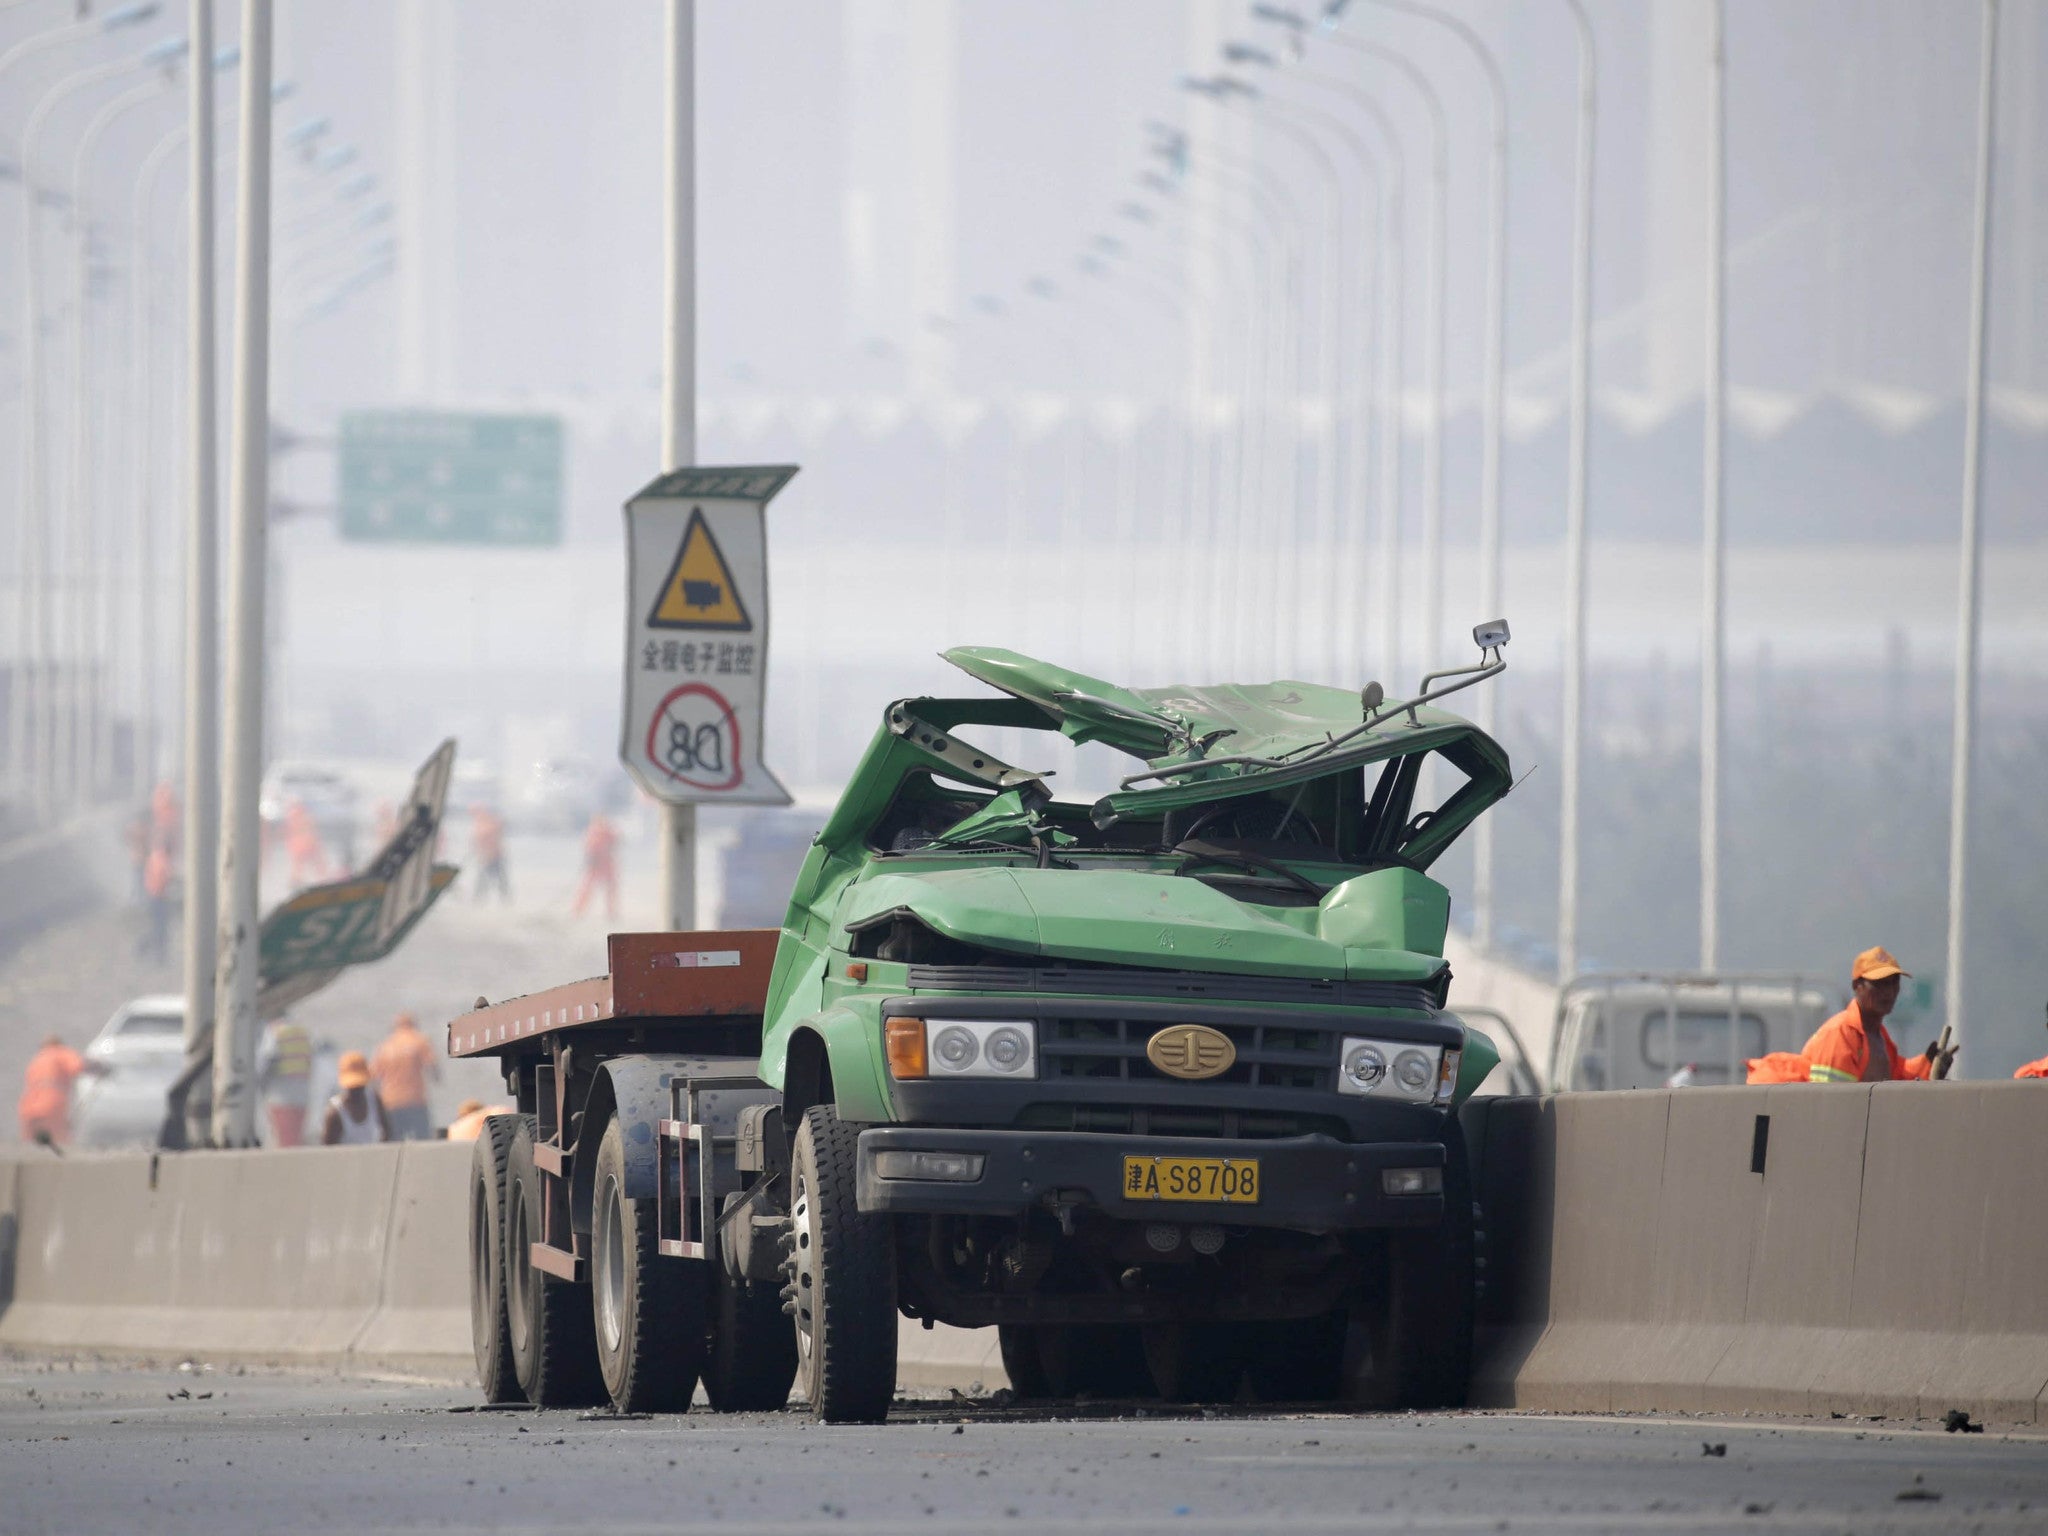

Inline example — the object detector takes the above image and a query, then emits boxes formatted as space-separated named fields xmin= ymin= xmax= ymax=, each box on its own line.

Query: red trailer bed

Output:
xmin=445 ymin=929 xmax=780 ymax=1058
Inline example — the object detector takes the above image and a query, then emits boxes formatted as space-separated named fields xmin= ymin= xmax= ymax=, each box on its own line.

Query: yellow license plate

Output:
xmin=1121 ymin=1155 xmax=1260 ymax=1205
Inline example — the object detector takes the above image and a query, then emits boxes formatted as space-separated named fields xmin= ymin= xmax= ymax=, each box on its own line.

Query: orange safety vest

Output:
xmin=144 ymin=844 xmax=174 ymax=899
xmin=1745 ymin=1052 xmax=1812 ymax=1085
xmin=19 ymin=1043 xmax=86 ymax=1124
xmin=1802 ymin=1002 xmax=1930 ymax=1083
xmin=446 ymin=1104 xmax=512 ymax=1142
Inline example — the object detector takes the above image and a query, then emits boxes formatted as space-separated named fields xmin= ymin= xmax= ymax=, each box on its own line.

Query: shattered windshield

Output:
xmin=820 ymin=646 xmax=1513 ymax=905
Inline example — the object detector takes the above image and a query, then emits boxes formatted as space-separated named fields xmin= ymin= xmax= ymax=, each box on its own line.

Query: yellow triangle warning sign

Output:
xmin=647 ymin=508 xmax=752 ymax=631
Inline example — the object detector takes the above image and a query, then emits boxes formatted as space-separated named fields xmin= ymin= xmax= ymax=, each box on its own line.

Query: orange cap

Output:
xmin=336 ymin=1050 xmax=372 ymax=1089
xmin=1852 ymin=945 xmax=1910 ymax=983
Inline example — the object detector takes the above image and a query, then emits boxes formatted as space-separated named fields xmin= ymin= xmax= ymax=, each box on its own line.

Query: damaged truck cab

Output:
xmin=459 ymin=632 xmax=1514 ymax=1422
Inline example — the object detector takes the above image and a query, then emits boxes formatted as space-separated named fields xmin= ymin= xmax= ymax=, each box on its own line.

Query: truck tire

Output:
xmin=1348 ymin=1136 xmax=1476 ymax=1410
xmin=1142 ymin=1321 xmax=1248 ymax=1403
xmin=1245 ymin=1312 xmax=1345 ymax=1403
xmin=468 ymin=1113 xmax=522 ymax=1402
xmin=505 ymin=1117 xmax=606 ymax=1407
xmin=591 ymin=1114 xmax=707 ymax=1413
xmin=705 ymin=1268 xmax=798 ymax=1411
xmin=997 ymin=1326 xmax=1052 ymax=1398
xmin=785 ymin=1105 xmax=897 ymax=1423
xmin=1004 ymin=1324 xmax=1151 ymax=1400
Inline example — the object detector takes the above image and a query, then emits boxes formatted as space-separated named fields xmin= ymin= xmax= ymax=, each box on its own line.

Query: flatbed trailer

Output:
xmin=456 ymin=637 xmax=1517 ymax=1423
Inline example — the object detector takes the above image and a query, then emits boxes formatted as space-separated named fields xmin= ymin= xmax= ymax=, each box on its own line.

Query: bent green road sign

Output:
xmin=339 ymin=410 xmax=563 ymax=545
xmin=260 ymin=865 xmax=458 ymax=985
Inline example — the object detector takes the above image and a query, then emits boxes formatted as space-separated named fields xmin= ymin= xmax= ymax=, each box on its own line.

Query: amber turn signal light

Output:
xmin=845 ymin=961 xmax=869 ymax=982
xmin=884 ymin=1016 xmax=927 ymax=1079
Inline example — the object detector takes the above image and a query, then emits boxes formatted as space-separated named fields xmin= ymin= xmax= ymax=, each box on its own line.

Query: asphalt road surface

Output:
xmin=2 ymin=1361 xmax=2043 ymax=1535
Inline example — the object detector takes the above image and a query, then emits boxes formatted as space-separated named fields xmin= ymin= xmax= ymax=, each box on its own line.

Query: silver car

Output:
xmin=70 ymin=996 xmax=187 ymax=1150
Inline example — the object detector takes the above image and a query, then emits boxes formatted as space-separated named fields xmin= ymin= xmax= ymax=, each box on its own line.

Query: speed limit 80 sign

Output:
xmin=620 ymin=465 xmax=793 ymax=806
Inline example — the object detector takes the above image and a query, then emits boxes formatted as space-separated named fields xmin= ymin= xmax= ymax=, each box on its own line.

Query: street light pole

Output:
xmin=1945 ymin=0 xmax=2000 ymax=1052
xmin=1700 ymin=0 xmax=1726 ymax=973
xmin=69 ymin=55 xmax=182 ymax=801
xmin=18 ymin=47 xmax=167 ymax=817
xmin=213 ymin=0 xmax=271 ymax=1147
xmin=1556 ymin=0 xmax=1597 ymax=982
xmin=183 ymin=0 xmax=222 ymax=1141
xmin=1334 ymin=0 xmax=1508 ymax=944
xmin=0 ymin=0 xmax=124 ymax=808
xmin=658 ymin=0 xmax=698 ymax=932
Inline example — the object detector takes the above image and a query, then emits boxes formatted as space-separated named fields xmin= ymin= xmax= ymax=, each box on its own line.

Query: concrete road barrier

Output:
xmin=0 ymin=1138 xmax=996 ymax=1390
xmin=1471 ymin=1082 xmax=2048 ymax=1425
xmin=4 ymin=1085 xmax=2041 ymax=1419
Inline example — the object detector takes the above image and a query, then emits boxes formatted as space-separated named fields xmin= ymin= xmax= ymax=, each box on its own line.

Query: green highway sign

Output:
xmin=339 ymin=410 xmax=563 ymax=545
xmin=260 ymin=866 xmax=459 ymax=984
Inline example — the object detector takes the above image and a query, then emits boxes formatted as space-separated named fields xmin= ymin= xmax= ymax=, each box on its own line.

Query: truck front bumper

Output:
xmin=854 ymin=1126 xmax=1445 ymax=1233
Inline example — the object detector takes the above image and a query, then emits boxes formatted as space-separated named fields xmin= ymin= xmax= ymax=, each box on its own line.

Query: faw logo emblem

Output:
xmin=1146 ymin=1024 xmax=1236 ymax=1081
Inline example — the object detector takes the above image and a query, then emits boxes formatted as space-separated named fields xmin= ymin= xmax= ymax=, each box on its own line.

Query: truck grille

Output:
xmin=1039 ymin=1015 xmax=1338 ymax=1093
xmin=907 ymin=963 xmax=1444 ymax=1013
xmin=1014 ymin=1102 xmax=1350 ymax=1141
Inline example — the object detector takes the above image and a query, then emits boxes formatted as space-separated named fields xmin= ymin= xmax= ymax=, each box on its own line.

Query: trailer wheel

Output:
xmin=505 ymin=1117 xmax=606 ymax=1407
xmin=785 ymin=1105 xmax=897 ymax=1423
xmin=590 ymin=1114 xmax=707 ymax=1413
xmin=468 ymin=1113 xmax=523 ymax=1402
xmin=705 ymin=1267 xmax=798 ymax=1411
xmin=1142 ymin=1321 xmax=1248 ymax=1403
xmin=1347 ymin=1135 xmax=1476 ymax=1409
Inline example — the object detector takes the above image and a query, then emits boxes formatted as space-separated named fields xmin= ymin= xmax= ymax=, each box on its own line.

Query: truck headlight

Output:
xmin=1338 ymin=1037 xmax=1443 ymax=1103
xmin=886 ymin=1017 xmax=1037 ymax=1080
xmin=872 ymin=1149 xmax=986 ymax=1182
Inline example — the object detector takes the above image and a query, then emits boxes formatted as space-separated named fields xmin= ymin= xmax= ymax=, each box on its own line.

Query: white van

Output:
xmin=1548 ymin=974 xmax=1841 ymax=1092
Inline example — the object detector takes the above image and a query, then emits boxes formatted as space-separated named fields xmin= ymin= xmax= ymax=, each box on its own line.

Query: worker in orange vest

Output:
xmin=572 ymin=812 xmax=619 ymax=920
xmin=471 ymin=804 xmax=510 ymax=903
xmin=150 ymin=780 xmax=180 ymax=856
xmin=445 ymin=1098 xmax=514 ymax=1142
xmin=370 ymin=1011 xmax=440 ymax=1140
xmin=137 ymin=839 xmax=175 ymax=963
xmin=17 ymin=1035 xmax=104 ymax=1146
xmin=284 ymin=800 xmax=331 ymax=890
xmin=2014 ymin=1001 xmax=2048 ymax=1080
xmin=1803 ymin=947 xmax=1953 ymax=1083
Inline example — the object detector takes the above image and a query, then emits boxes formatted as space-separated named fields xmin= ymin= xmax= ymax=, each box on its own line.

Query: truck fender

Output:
xmin=576 ymin=1054 xmax=737 ymax=1215
xmin=770 ymin=1004 xmax=895 ymax=1139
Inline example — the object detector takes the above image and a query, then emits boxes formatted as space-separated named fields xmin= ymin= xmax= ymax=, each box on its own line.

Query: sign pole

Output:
xmin=180 ymin=0 xmax=221 ymax=1141
xmin=1946 ymin=0 xmax=1999 ymax=1053
xmin=214 ymin=0 xmax=271 ymax=1147
xmin=660 ymin=0 xmax=697 ymax=930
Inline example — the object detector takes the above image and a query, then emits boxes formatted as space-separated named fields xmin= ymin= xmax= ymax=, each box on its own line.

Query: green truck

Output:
xmin=455 ymin=629 xmax=1514 ymax=1422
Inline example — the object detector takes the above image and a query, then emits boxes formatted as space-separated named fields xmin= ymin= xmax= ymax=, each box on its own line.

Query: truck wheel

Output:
xmin=784 ymin=1105 xmax=898 ymax=1423
xmin=468 ymin=1113 xmax=522 ymax=1402
xmin=1142 ymin=1322 xmax=1248 ymax=1403
xmin=505 ymin=1117 xmax=606 ymax=1407
xmin=591 ymin=1114 xmax=707 ymax=1412
xmin=705 ymin=1268 xmax=798 ymax=1411
xmin=997 ymin=1326 xmax=1051 ymax=1398
xmin=1032 ymin=1325 xmax=1151 ymax=1399
xmin=1348 ymin=1136 xmax=1476 ymax=1410
xmin=1245 ymin=1312 xmax=1345 ymax=1403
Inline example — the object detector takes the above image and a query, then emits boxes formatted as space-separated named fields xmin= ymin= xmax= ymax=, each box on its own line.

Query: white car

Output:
xmin=71 ymin=996 xmax=187 ymax=1150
